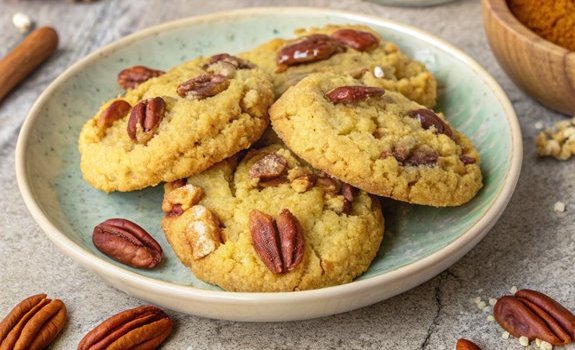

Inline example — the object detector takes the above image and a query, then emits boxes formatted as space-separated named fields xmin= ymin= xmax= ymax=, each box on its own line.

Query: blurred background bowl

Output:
xmin=369 ymin=0 xmax=459 ymax=6
xmin=482 ymin=0 xmax=575 ymax=115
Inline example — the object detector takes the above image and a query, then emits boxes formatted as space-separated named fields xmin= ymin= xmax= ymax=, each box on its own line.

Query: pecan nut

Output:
xmin=205 ymin=53 xmax=254 ymax=70
xmin=162 ymin=183 xmax=203 ymax=217
xmin=456 ymin=338 xmax=481 ymax=350
xmin=276 ymin=209 xmax=305 ymax=272
xmin=331 ymin=29 xmax=379 ymax=52
xmin=341 ymin=182 xmax=357 ymax=214
xmin=460 ymin=155 xmax=476 ymax=165
xmin=276 ymin=34 xmax=341 ymax=72
xmin=290 ymin=174 xmax=316 ymax=193
xmin=493 ymin=289 xmax=575 ymax=345
xmin=185 ymin=205 xmax=222 ymax=259
xmin=176 ymin=73 xmax=229 ymax=99
xmin=249 ymin=153 xmax=288 ymax=181
xmin=0 ymin=294 xmax=67 ymax=350
xmin=407 ymin=109 xmax=453 ymax=138
xmin=127 ymin=97 xmax=166 ymax=144
xmin=325 ymin=86 xmax=385 ymax=104
xmin=249 ymin=209 xmax=305 ymax=274
xmin=97 ymin=100 xmax=131 ymax=129
xmin=403 ymin=146 xmax=439 ymax=166
xmin=93 ymin=218 xmax=163 ymax=269
xmin=117 ymin=65 xmax=164 ymax=90
xmin=78 ymin=305 xmax=172 ymax=350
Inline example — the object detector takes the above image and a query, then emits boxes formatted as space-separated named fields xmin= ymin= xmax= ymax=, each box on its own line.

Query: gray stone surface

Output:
xmin=0 ymin=0 xmax=573 ymax=349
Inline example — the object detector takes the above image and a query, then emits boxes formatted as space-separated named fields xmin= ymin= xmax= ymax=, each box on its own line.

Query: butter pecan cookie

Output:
xmin=161 ymin=144 xmax=384 ymax=292
xmin=79 ymin=54 xmax=273 ymax=192
xmin=239 ymin=24 xmax=437 ymax=108
xmin=269 ymin=72 xmax=482 ymax=207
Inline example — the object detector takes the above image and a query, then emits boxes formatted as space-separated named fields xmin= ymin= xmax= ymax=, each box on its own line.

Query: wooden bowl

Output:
xmin=482 ymin=0 xmax=575 ymax=115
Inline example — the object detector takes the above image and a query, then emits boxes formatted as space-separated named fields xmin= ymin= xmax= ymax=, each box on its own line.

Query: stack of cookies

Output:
xmin=78 ymin=25 xmax=483 ymax=292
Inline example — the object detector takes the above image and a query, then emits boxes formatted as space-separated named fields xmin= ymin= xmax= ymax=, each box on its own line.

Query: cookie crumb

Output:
xmin=534 ymin=121 xmax=544 ymax=130
xmin=510 ymin=286 xmax=518 ymax=294
xmin=519 ymin=336 xmax=529 ymax=346
xmin=489 ymin=298 xmax=497 ymax=306
xmin=536 ymin=117 xmax=575 ymax=160
xmin=487 ymin=315 xmax=495 ymax=322
xmin=554 ymin=201 xmax=566 ymax=213
xmin=12 ymin=12 xmax=32 ymax=33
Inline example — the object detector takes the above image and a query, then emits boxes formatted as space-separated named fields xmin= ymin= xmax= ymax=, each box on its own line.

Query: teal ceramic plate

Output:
xmin=16 ymin=7 xmax=521 ymax=321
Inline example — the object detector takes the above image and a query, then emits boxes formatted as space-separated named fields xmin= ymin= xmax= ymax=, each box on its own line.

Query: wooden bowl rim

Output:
xmin=482 ymin=0 xmax=572 ymax=56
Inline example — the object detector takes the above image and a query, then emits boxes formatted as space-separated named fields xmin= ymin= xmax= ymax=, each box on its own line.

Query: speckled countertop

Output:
xmin=1 ymin=0 xmax=574 ymax=349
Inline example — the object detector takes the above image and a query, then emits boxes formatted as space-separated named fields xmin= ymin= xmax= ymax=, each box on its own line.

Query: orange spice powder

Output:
xmin=508 ymin=0 xmax=575 ymax=51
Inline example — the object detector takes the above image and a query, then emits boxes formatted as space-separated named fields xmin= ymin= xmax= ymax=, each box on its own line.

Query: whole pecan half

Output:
xmin=78 ymin=305 xmax=172 ymax=350
xmin=276 ymin=209 xmax=305 ymax=272
xmin=325 ymin=86 xmax=385 ymax=104
xmin=331 ymin=29 xmax=379 ymax=52
xmin=93 ymin=218 xmax=163 ymax=269
xmin=407 ymin=109 xmax=453 ymax=138
xmin=127 ymin=97 xmax=166 ymax=144
xmin=0 ymin=293 xmax=67 ymax=350
xmin=249 ymin=209 xmax=305 ymax=274
xmin=117 ymin=65 xmax=164 ymax=90
xmin=176 ymin=73 xmax=229 ymax=99
xmin=276 ymin=34 xmax=341 ymax=72
xmin=456 ymin=338 xmax=481 ymax=350
xmin=493 ymin=289 xmax=575 ymax=345
xmin=97 ymin=100 xmax=131 ymax=129
xmin=249 ymin=153 xmax=288 ymax=181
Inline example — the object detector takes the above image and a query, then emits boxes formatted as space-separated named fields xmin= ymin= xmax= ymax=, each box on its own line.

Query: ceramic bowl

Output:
xmin=482 ymin=0 xmax=575 ymax=115
xmin=16 ymin=7 xmax=522 ymax=322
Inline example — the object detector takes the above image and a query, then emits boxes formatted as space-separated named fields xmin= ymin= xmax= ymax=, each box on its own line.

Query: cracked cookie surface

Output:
xmin=161 ymin=144 xmax=384 ymax=292
xmin=269 ymin=72 xmax=483 ymax=207
xmin=79 ymin=56 xmax=274 ymax=192
xmin=239 ymin=24 xmax=437 ymax=108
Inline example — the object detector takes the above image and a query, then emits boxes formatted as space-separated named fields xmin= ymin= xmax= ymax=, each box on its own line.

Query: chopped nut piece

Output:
xmin=502 ymin=331 xmax=510 ymax=339
xmin=249 ymin=153 xmax=288 ymax=181
xmin=291 ymin=174 xmax=316 ymax=193
xmin=162 ymin=184 xmax=203 ymax=215
xmin=519 ymin=336 xmax=529 ymax=346
xmin=536 ymin=117 xmax=575 ymax=160
xmin=186 ymin=205 xmax=221 ymax=260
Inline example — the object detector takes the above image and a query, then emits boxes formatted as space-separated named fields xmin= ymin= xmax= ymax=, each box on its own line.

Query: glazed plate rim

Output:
xmin=16 ymin=7 xmax=522 ymax=308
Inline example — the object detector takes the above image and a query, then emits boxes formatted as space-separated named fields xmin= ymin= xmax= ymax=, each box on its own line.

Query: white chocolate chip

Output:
xmin=554 ymin=201 xmax=566 ymax=213
xmin=12 ymin=12 xmax=32 ymax=34
xmin=519 ymin=336 xmax=529 ymax=346
xmin=373 ymin=65 xmax=385 ymax=78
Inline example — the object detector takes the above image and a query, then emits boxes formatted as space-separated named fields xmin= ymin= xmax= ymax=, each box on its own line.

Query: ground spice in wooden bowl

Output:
xmin=508 ymin=0 xmax=575 ymax=51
